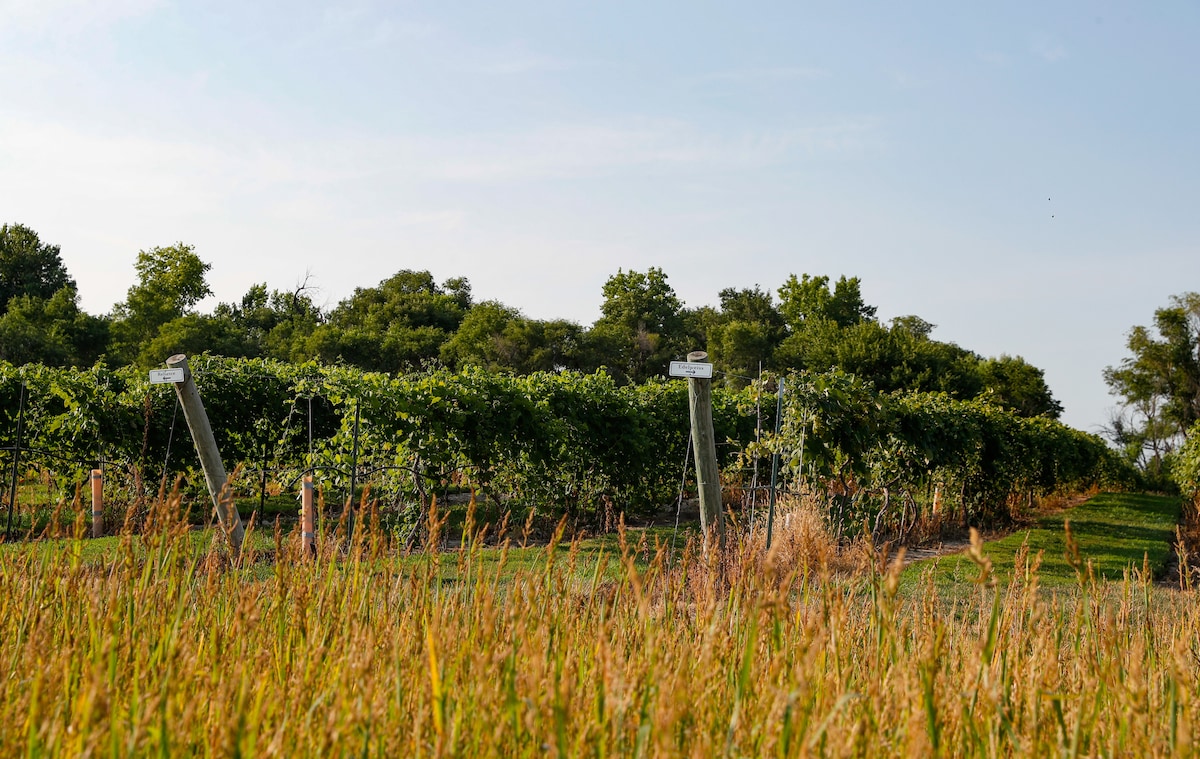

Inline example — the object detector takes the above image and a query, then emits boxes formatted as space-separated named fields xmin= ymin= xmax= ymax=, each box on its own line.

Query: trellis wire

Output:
xmin=669 ymin=433 xmax=693 ymax=565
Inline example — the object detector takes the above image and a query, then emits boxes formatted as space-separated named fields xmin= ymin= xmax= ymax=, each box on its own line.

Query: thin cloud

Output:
xmin=422 ymin=119 xmax=876 ymax=183
xmin=885 ymin=68 xmax=924 ymax=89
xmin=317 ymin=5 xmax=436 ymax=49
xmin=463 ymin=45 xmax=578 ymax=75
xmin=0 ymin=0 xmax=160 ymax=37
xmin=693 ymin=66 xmax=830 ymax=84
xmin=471 ymin=54 xmax=571 ymax=75
xmin=392 ymin=210 xmax=466 ymax=230
xmin=1030 ymin=33 xmax=1068 ymax=62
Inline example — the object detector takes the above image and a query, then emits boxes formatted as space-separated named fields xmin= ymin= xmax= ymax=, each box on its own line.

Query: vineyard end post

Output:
xmin=165 ymin=354 xmax=245 ymax=555
xmin=686 ymin=351 xmax=724 ymax=552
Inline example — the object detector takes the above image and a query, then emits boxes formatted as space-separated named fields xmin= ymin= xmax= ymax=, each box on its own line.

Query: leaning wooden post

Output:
xmin=684 ymin=351 xmax=725 ymax=552
xmin=164 ymin=354 xmax=244 ymax=555
xmin=90 ymin=469 xmax=104 ymax=538
xmin=301 ymin=475 xmax=316 ymax=556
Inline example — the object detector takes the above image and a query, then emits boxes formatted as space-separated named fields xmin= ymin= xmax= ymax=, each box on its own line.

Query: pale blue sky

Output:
xmin=2 ymin=1 xmax=1197 ymax=433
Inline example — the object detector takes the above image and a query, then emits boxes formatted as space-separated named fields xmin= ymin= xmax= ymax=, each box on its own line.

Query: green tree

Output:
xmin=978 ymin=355 xmax=1063 ymax=419
xmin=441 ymin=301 xmax=585 ymax=373
xmin=890 ymin=314 xmax=935 ymax=338
xmin=590 ymin=267 xmax=686 ymax=383
xmin=680 ymin=305 xmax=722 ymax=350
xmin=1104 ymin=292 xmax=1200 ymax=467
xmin=0 ymin=287 xmax=108 ymax=366
xmin=718 ymin=285 xmax=785 ymax=328
xmin=775 ymin=311 xmax=985 ymax=399
xmin=440 ymin=301 xmax=521 ymax=371
xmin=520 ymin=318 xmax=587 ymax=372
xmin=827 ymin=275 xmax=877 ymax=327
xmin=305 ymin=270 xmax=470 ymax=373
xmin=704 ymin=285 xmax=786 ymax=386
xmin=771 ymin=278 xmax=1062 ymax=407
xmin=0 ymin=223 xmax=75 ymax=315
xmin=778 ymin=273 xmax=875 ymax=330
xmin=213 ymin=280 xmax=324 ymax=361
xmin=597 ymin=267 xmax=683 ymax=335
xmin=1170 ymin=420 xmax=1200 ymax=503
xmin=708 ymin=320 xmax=775 ymax=386
xmin=109 ymin=243 xmax=213 ymax=365
xmin=140 ymin=314 xmax=254 ymax=364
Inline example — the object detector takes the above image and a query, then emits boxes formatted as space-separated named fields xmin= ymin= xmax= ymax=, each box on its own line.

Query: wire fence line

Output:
xmin=2 ymin=374 xmax=756 ymax=544
xmin=1 ymin=389 xmax=392 ymax=540
xmin=4 ymin=356 xmax=1131 ymax=547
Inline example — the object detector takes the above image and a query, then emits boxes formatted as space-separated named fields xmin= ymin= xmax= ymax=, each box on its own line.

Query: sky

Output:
xmin=1 ymin=1 xmax=1198 ymax=434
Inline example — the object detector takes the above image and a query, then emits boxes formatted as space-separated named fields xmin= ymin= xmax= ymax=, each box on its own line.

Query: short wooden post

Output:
xmin=166 ymin=354 xmax=245 ymax=555
xmin=686 ymin=351 xmax=724 ymax=551
xmin=90 ymin=469 xmax=104 ymax=538
xmin=301 ymin=476 xmax=316 ymax=556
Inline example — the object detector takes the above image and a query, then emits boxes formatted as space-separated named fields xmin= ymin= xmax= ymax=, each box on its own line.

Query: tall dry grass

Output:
xmin=0 ymin=493 xmax=1197 ymax=757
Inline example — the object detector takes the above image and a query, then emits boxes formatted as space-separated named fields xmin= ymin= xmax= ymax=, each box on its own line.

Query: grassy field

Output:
xmin=911 ymin=492 xmax=1184 ymax=588
xmin=0 ymin=493 xmax=1196 ymax=757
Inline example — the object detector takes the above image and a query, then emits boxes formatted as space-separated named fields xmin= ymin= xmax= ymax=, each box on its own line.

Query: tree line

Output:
xmin=5 ymin=221 xmax=1194 ymax=496
xmin=0 ymin=222 xmax=1064 ymax=419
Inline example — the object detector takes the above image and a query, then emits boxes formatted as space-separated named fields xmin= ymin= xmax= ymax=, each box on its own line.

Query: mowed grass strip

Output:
xmin=914 ymin=492 xmax=1183 ymax=587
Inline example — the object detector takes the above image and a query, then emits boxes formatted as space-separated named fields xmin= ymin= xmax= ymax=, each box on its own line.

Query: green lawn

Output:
xmin=909 ymin=492 xmax=1183 ymax=588
xmin=5 ymin=491 xmax=1183 ymax=591
xmin=0 ymin=508 xmax=693 ymax=587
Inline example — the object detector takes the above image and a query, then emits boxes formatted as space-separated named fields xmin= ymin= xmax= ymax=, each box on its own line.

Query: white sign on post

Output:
xmin=668 ymin=361 xmax=714 ymax=379
xmin=149 ymin=368 xmax=186 ymax=385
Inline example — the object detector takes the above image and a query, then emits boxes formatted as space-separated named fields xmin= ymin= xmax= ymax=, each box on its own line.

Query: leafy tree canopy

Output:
xmin=139 ymin=314 xmax=255 ymax=367
xmin=592 ymin=267 xmax=687 ymax=383
xmin=777 ymin=273 xmax=875 ymax=330
xmin=0 ymin=226 xmax=1069 ymax=423
xmin=718 ymin=285 xmax=785 ymax=330
xmin=978 ymin=355 xmax=1063 ymax=419
xmin=440 ymin=300 xmax=521 ymax=371
xmin=890 ymin=314 xmax=935 ymax=338
xmin=597 ymin=267 xmax=683 ymax=335
xmin=110 ymin=243 xmax=212 ymax=365
xmin=0 ymin=223 xmax=75 ymax=315
xmin=441 ymin=301 xmax=585 ymax=374
xmin=704 ymin=286 xmax=785 ymax=386
xmin=307 ymin=270 xmax=471 ymax=373
xmin=0 ymin=287 xmax=108 ymax=367
xmin=213 ymin=280 xmax=324 ymax=362
xmin=1104 ymin=292 xmax=1200 ymax=468
xmin=776 ymin=317 xmax=984 ymax=398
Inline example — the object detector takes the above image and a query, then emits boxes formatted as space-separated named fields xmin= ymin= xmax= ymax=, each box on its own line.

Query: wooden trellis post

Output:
xmin=90 ymin=469 xmax=103 ymax=538
xmin=162 ymin=354 xmax=244 ymax=555
xmin=673 ymin=351 xmax=724 ymax=552
xmin=301 ymin=475 xmax=316 ymax=556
